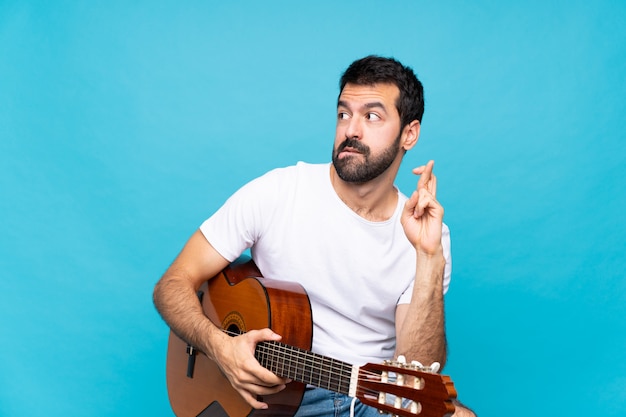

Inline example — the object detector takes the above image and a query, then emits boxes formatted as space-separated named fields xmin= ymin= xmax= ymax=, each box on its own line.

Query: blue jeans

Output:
xmin=294 ymin=387 xmax=380 ymax=417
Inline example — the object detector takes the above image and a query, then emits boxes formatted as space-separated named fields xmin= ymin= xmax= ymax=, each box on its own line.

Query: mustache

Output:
xmin=337 ymin=138 xmax=370 ymax=155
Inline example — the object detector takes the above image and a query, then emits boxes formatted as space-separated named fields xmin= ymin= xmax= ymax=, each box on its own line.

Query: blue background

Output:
xmin=1 ymin=1 xmax=625 ymax=416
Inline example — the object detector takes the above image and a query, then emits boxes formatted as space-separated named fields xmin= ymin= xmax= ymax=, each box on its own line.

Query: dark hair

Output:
xmin=339 ymin=55 xmax=424 ymax=126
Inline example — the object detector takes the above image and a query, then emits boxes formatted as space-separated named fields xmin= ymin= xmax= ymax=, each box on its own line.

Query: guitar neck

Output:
xmin=255 ymin=340 xmax=356 ymax=395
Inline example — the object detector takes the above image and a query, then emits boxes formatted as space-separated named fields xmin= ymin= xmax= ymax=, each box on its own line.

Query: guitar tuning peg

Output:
xmin=407 ymin=360 xmax=440 ymax=373
xmin=410 ymin=360 xmax=424 ymax=368
xmin=397 ymin=355 xmax=407 ymax=364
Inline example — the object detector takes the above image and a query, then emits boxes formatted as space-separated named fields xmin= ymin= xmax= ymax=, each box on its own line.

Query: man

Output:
xmin=154 ymin=56 xmax=475 ymax=417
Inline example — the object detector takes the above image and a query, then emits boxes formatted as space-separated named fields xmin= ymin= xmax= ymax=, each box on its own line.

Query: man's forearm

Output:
xmin=395 ymin=250 xmax=447 ymax=366
xmin=153 ymin=268 xmax=224 ymax=359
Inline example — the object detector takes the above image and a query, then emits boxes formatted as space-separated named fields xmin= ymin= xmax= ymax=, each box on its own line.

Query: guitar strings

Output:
xmin=221 ymin=328 xmax=385 ymax=393
xmin=222 ymin=329 xmax=380 ymax=386
xmin=256 ymin=342 xmax=392 ymax=401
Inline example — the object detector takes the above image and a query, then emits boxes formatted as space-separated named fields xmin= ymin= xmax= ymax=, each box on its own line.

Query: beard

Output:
xmin=332 ymin=134 xmax=402 ymax=183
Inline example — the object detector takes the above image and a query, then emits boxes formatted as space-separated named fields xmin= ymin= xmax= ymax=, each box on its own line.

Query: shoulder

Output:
xmin=233 ymin=162 xmax=330 ymax=203
xmin=251 ymin=162 xmax=329 ymax=189
xmin=257 ymin=161 xmax=328 ymax=180
xmin=274 ymin=161 xmax=329 ymax=177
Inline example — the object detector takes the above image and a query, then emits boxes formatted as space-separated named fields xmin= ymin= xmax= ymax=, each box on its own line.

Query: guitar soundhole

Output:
xmin=226 ymin=324 xmax=242 ymax=336
xmin=222 ymin=311 xmax=246 ymax=336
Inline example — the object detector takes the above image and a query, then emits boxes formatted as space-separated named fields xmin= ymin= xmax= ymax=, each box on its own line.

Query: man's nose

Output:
xmin=344 ymin=117 xmax=362 ymax=140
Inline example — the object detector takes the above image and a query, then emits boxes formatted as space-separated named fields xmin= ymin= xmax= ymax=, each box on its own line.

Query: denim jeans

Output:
xmin=294 ymin=387 xmax=380 ymax=417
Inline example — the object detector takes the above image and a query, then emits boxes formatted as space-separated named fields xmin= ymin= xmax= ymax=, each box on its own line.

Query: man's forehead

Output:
xmin=339 ymin=83 xmax=400 ymax=101
xmin=338 ymin=83 xmax=400 ymax=109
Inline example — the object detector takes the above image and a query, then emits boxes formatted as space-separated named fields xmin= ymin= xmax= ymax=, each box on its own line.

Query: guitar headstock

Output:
xmin=356 ymin=358 xmax=457 ymax=417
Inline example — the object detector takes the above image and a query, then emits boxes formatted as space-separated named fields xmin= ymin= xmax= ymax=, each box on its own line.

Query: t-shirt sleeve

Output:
xmin=397 ymin=222 xmax=452 ymax=304
xmin=199 ymin=169 xmax=281 ymax=262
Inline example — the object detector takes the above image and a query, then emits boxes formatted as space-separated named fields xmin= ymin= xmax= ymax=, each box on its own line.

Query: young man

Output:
xmin=154 ymin=56 xmax=475 ymax=417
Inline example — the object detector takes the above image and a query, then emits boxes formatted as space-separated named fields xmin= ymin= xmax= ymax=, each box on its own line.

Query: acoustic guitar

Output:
xmin=166 ymin=258 xmax=457 ymax=417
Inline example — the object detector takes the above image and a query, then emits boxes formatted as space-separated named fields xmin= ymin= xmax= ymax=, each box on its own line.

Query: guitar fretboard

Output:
xmin=255 ymin=341 xmax=354 ymax=395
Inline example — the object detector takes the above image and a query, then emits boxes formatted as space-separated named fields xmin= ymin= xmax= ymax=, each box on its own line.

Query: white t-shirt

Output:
xmin=200 ymin=162 xmax=451 ymax=366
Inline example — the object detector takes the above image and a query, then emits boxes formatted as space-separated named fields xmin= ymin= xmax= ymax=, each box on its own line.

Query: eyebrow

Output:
xmin=337 ymin=100 xmax=388 ymax=113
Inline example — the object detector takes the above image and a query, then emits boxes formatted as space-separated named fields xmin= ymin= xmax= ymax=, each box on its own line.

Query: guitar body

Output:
xmin=166 ymin=258 xmax=313 ymax=417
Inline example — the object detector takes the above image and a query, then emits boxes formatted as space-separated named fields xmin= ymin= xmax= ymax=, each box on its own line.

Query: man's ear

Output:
xmin=402 ymin=120 xmax=420 ymax=151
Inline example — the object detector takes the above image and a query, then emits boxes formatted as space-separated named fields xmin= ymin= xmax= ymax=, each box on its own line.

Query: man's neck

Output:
xmin=329 ymin=164 xmax=399 ymax=222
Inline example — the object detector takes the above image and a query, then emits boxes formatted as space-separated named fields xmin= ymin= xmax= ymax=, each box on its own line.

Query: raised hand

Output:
xmin=400 ymin=160 xmax=444 ymax=255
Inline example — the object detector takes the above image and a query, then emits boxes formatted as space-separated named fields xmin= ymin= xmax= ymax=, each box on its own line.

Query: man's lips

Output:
xmin=336 ymin=139 xmax=369 ymax=159
xmin=337 ymin=147 xmax=362 ymax=158
xmin=337 ymin=148 xmax=360 ymax=159
xmin=341 ymin=146 xmax=360 ymax=154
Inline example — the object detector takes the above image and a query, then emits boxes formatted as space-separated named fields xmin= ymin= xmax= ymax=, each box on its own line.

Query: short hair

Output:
xmin=339 ymin=55 xmax=425 ymax=126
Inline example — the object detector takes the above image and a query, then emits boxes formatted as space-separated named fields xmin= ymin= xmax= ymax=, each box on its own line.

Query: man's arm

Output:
xmin=395 ymin=160 xmax=447 ymax=367
xmin=395 ymin=251 xmax=447 ymax=366
xmin=153 ymin=230 xmax=229 ymax=354
xmin=153 ymin=230 xmax=289 ymax=409
xmin=397 ymin=162 xmax=477 ymax=417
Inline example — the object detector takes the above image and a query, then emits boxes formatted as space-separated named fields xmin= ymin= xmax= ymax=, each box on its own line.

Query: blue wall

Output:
xmin=1 ymin=1 xmax=625 ymax=416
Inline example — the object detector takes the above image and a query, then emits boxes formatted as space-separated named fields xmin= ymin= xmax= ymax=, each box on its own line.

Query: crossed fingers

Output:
xmin=413 ymin=160 xmax=437 ymax=197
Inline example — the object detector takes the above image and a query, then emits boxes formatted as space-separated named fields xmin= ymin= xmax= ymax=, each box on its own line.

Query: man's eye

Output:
xmin=338 ymin=112 xmax=350 ymax=120
xmin=366 ymin=113 xmax=381 ymax=121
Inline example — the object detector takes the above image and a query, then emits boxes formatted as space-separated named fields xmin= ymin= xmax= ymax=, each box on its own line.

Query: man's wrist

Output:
xmin=416 ymin=245 xmax=444 ymax=263
xmin=414 ymin=247 xmax=445 ymax=289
